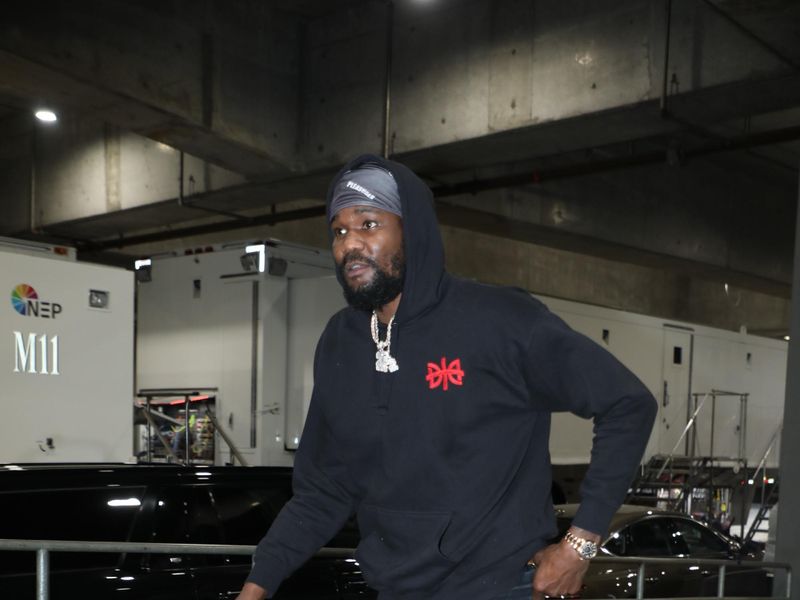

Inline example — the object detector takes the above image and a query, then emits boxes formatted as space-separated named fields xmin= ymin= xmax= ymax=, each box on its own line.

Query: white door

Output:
xmin=284 ymin=276 xmax=346 ymax=450
xmin=659 ymin=326 xmax=693 ymax=455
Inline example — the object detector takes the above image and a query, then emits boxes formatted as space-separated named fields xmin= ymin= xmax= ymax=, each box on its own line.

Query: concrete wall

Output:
xmin=0 ymin=117 xmax=245 ymax=232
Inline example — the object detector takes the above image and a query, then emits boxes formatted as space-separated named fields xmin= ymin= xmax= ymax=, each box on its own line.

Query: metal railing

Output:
xmin=743 ymin=424 xmax=782 ymax=544
xmin=0 ymin=539 xmax=790 ymax=600
xmin=136 ymin=387 xmax=250 ymax=466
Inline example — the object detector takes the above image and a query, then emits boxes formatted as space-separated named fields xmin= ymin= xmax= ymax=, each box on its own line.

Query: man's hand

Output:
xmin=530 ymin=527 xmax=601 ymax=599
xmin=234 ymin=582 xmax=268 ymax=600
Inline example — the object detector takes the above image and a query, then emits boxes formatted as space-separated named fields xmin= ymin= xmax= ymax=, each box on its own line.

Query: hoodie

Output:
xmin=247 ymin=154 xmax=657 ymax=599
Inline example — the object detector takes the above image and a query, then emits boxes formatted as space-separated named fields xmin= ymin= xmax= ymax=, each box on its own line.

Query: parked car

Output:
xmin=0 ymin=463 xmax=367 ymax=600
xmin=0 ymin=464 xmax=776 ymax=600
xmin=553 ymin=504 xmax=774 ymax=598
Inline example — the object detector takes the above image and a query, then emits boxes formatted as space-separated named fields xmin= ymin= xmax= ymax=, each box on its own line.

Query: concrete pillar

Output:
xmin=776 ymin=168 xmax=800 ymax=599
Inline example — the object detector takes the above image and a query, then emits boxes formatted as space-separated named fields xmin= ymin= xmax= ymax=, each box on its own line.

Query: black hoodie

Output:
xmin=247 ymin=154 xmax=657 ymax=599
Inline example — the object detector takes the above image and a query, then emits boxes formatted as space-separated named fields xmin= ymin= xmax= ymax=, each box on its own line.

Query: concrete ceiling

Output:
xmin=0 ymin=0 xmax=798 ymax=332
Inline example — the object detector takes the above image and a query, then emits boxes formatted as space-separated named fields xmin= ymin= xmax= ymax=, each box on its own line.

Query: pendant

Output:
xmin=375 ymin=347 xmax=399 ymax=373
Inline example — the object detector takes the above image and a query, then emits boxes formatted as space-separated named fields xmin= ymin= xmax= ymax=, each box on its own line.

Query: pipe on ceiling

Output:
xmin=383 ymin=0 xmax=395 ymax=158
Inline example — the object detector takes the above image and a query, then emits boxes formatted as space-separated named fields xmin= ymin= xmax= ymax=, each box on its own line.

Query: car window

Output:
xmin=603 ymin=530 xmax=625 ymax=555
xmin=669 ymin=518 xmax=730 ymax=558
xmin=0 ymin=486 xmax=144 ymax=573
xmin=614 ymin=518 xmax=676 ymax=557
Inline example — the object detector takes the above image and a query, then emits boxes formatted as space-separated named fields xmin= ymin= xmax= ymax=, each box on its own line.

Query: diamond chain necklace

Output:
xmin=371 ymin=311 xmax=399 ymax=373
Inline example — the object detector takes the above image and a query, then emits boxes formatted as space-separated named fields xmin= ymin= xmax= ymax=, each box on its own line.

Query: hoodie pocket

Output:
xmin=355 ymin=504 xmax=457 ymax=593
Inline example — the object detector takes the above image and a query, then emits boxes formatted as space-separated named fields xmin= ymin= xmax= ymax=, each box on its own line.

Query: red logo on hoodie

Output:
xmin=426 ymin=357 xmax=464 ymax=391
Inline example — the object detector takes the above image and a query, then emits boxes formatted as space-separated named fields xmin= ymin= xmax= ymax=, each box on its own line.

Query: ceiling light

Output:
xmin=107 ymin=498 xmax=141 ymax=507
xmin=135 ymin=258 xmax=152 ymax=283
xmin=35 ymin=109 xmax=58 ymax=123
xmin=244 ymin=244 xmax=266 ymax=273
xmin=784 ymin=335 xmax=790 ymax=341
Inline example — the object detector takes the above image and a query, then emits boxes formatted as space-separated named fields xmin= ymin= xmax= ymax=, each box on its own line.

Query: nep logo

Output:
xmin=10 ymin=284 xmax=62 ymax=319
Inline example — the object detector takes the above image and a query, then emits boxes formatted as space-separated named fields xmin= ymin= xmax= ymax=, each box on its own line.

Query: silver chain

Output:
xmin=371 ymin=311 xmax=399 ymax=373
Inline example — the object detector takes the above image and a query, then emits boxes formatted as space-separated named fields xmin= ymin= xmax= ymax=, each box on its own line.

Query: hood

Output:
xmin=325 ymin=153 xmax=446 ymax=324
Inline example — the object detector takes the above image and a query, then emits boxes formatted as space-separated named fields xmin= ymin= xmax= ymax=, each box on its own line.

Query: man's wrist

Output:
xmin=562 ymin=526 xmax=601 ymax=560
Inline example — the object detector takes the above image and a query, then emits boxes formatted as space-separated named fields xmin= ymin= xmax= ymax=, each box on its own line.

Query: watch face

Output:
xmin=579 ymin=541 xmax=598 ymax=559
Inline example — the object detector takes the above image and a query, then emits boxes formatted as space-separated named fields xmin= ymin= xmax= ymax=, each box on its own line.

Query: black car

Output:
xmin=0 ymin=463 xmax=369 ymax=600
xmin=554 ymin=504 xmax=774 ymax=598
xmin=0 ymin=465 xmax=776 ymax=600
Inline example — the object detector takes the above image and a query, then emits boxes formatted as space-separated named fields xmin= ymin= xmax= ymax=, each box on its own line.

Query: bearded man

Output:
xmin=237 ymin=154 xmax=657 ymax=600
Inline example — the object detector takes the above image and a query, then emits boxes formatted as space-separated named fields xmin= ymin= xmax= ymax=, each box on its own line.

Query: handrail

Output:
xmin=740 ymin=423 xmax=782 ymax=542
xmin=136 ymin=401 xmax=249 ymax=466
xmin=752 ymin=424 xmax=782 ymax=484
xmin=0 ymin=539 xmax=790 ymax=600
xmin=655 ymin=392 xmax=710 ymax=482
xmin=202 ymin=407 xmax=250 ymax=466
xmin=0 ymin=538 xmax=353 ymax=556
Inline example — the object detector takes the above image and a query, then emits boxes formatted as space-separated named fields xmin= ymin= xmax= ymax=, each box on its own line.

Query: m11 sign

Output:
xmin=12 ymin=332 xmax=60 ymax=375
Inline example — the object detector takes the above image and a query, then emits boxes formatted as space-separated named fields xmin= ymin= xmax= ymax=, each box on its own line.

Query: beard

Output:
xmin=336 ymin=250 xmax=405 ymax=312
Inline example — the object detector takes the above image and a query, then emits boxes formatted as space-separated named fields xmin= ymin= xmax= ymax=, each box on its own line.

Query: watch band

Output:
xmin=564 ymin=530 xmax=598 ymax=560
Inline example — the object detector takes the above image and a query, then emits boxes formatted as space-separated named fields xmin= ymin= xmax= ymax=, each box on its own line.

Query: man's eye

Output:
xmin=333 ymin=227 xmax=346 ymax=237
xmin=363 ymin=220 xmax=378 ymax=230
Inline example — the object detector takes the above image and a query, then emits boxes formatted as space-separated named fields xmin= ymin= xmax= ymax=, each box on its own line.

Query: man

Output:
xmin=237 ymin=154 xmax=657 ymax=600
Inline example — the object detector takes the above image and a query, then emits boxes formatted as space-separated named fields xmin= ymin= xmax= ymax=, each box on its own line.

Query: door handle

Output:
xmin=663 ymin=381 xmax=669 ymax=407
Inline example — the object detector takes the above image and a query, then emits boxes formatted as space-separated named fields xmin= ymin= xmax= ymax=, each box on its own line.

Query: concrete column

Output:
xmin=776 ymin=167 xmax=800 ymax=600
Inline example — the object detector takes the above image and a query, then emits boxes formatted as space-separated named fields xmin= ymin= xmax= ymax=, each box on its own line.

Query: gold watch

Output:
xmin=564 ymin=530 xmax=598 ymax=560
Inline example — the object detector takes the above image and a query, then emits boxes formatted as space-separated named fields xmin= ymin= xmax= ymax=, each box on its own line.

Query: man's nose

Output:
xmin=341 ymin=230 xmax=367 ymax=252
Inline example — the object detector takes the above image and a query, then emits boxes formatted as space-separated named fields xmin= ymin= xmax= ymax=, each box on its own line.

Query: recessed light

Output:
xmin=35 ymin=109 xmax=58 ymax=123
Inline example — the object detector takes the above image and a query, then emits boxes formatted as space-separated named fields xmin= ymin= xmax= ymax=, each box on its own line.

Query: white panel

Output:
xmin=1 ymin=248 xmax=134 ymax=462
xmin=284 ymin=276 xmax=346 ymax=450
xmin=220 ymin=280 xmax=256 ymax=450
xmin=259 ymin=275 xmax=288 ymax=466
xmin=136 ymin=252 xmax=247 ymax=389
xmin=692 ymin=334 xmax=785 ymax=467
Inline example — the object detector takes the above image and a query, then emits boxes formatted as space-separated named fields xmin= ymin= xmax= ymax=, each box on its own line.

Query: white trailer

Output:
xmin=545 ymin=295 xmax=787 ymax=469
xmin=136 ymin=239 xmax=787 ymax=470
xmin=1 ymin=236 xmax=134 ymax=462
xmin=135 ymin=240 xmax=345 ymax=466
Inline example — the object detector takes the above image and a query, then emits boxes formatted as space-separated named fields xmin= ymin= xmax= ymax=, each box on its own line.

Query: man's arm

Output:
xmin=237 ymin=325 xmax=360 ymax=598
xmin=522 ymin=305 xmax=658 ymax=596
xmin=242 ymin=395 xmax=359 ymax=596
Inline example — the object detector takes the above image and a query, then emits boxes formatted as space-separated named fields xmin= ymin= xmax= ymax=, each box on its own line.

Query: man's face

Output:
xmin=331 ymin=206 xmax=405 ymax=311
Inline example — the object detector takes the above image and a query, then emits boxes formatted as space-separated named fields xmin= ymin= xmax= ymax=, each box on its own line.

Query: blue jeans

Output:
xmin=493 ymin=563 xmax=536 ymax=600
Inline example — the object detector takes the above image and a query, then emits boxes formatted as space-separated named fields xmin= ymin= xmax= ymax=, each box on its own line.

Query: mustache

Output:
xmin=338 ymin=251 xmax=379 ymax=270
